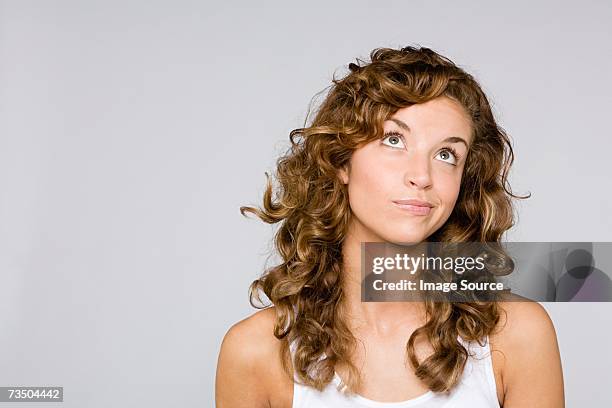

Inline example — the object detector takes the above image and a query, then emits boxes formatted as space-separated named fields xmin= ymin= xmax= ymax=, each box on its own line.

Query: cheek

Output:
xmin=347 ymin=165 xmax=387 ymax=211
xmin=435 ymin=173 xmax=463 ymax=209
xmin=345 ymin=151 xmax=395 ymax=217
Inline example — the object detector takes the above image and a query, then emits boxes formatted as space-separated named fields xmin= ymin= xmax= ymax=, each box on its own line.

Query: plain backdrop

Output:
xmin=1 ymin=0 xmax=611 ymax=407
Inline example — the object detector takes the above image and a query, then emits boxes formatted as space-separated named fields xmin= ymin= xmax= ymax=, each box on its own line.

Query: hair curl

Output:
xmin=240 ymin=45 xmax=529 ymax=395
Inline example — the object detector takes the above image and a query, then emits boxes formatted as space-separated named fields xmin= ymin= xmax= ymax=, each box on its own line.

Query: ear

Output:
xmin=338 ymin=165 xmax=349 ymax=184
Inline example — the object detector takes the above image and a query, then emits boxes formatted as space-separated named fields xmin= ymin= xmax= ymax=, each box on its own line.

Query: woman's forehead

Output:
xmin=384 ymin=100 xmax=473 ymax=146
xmin=386 ymin=97 xmax=471 ymax=126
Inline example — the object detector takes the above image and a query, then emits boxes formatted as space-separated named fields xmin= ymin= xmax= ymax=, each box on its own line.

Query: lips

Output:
xmin=392 ymin=199 xmax=434 ymax=216
xmin=392 ymin=199 xmax=434 ymax=208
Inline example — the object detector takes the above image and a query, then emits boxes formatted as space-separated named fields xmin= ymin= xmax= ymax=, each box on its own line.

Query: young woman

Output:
xmin=216 ymin=46 xmax=564 ymax=407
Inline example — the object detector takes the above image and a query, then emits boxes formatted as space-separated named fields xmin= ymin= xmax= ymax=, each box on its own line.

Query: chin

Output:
xmin=383 ymin=232 xmax=428 ymax=245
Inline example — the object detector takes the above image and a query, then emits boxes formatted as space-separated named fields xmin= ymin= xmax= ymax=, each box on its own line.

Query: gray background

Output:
xmin=0 ymin=0 xmax=610 ymax=407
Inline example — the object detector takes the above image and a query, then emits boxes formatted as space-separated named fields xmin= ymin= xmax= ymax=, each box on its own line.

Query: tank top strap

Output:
xmin=457 ymin=334 xmax=499 ymax=405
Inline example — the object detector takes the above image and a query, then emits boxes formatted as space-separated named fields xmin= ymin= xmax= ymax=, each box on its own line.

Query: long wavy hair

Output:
xmin=240 ymin=45 xmax=528 ymax=395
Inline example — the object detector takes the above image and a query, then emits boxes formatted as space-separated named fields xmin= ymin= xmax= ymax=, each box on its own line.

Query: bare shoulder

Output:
xmin=492 ymin=300 xmax=557 ymax=345
xmin=489 ymin=301 xmax=565 ymax=407
xmin=215 ymin=307 xmax=289 ymax=408
xmin=222 ymin=307 xmax=278 ymax=351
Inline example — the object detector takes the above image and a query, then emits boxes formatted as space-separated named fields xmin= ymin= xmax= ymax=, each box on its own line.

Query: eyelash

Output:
xmin=382 ymin=130 xmax=461 ymax=163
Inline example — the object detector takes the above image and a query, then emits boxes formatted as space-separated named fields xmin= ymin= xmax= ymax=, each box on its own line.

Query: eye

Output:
xmin=436 ymin=147 xmax=460 ymax=166
xmin=381 ymin=131 xmax=405 ymax=149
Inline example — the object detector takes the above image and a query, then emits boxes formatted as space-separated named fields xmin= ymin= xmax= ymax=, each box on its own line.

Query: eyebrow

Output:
xmin=388 ymin=118 xmax=469 ymax=148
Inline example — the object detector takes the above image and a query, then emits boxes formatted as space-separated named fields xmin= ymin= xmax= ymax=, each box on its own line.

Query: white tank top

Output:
xmin=289 ymin=335 xmax=500 ymax=408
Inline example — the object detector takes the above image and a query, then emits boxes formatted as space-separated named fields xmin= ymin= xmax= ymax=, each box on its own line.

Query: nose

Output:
xmin=403 ymin=154 xmax=433 ymax=189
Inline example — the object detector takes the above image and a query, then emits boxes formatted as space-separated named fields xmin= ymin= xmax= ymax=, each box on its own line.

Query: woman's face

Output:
xmin=339 ymin=96 xmax=473 ymax=244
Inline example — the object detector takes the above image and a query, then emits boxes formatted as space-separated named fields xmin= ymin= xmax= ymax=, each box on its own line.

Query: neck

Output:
xmin=339 ymin=222 xmax=427 ymax=336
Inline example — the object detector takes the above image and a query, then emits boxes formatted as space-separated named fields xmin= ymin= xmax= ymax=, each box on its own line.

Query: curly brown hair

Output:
xmin=240 ymin=45 xmax=528 ymax=395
